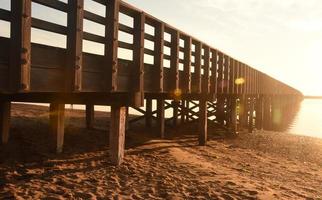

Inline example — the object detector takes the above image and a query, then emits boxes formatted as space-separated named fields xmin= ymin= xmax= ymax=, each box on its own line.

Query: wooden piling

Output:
xmin=49 ymin=103 xmax=65 ymax=153
xmin=145 ymin=98 xmax=152 ymax=127
xmin=248 ymin=97 xmax=254 ymax=133
xmin=181 ymin=100 xmax=186 ymax=124
xmin=109 ymin=105 xmax=126 ymax=166
xmin=199 ymin=98 xmax=208 ymax=146
xmin=157 ymin=99 xmax=165 ymax=138
xmin=255 ymin=96 xmax=264 ymax=130
xmin=0 ymin=102 xmax=11 ymax=144
xmin=172 ymin=101 xmax=179 ymax=126
xmin=229 ymin=97 xmax=237 ymax=134
xmin=86 ymin=104 xmax=94 ymax=129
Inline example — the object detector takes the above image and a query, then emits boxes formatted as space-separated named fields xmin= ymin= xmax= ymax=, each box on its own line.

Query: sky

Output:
xmin=1 ymin=0 xmax=322 ymax=95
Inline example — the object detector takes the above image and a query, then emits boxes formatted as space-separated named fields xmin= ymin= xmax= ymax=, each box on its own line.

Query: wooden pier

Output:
xmin=0 ymin=0 xmax=303 ymax=165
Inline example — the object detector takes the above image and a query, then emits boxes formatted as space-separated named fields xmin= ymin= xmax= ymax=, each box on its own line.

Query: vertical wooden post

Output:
xmin=132 ymin=12 xmax=145 ymax=107
xmin=202 ymin=45 xmax=210 ymax=94
xmin=229 ymin=97 xmax=237 ymax=134
xmin=263 ymin=96 xmax=271 ymax=130
xmin=199 ymin=98 xmax=207 ymax=146
xmin=86 ymin=104 xmax=94 ymax=129
xmin=172 ymin=101 xmax=179 ymax=126
xmin=67 ymin=0 xmax=84 ymax=92
xmin=210 ymin=49 xmax=218 ymax=95
xmin=248 ymin=97 xmax=254 ymax=133
xmin=216 ymin=96 xmax=225 ymax=125
xmin=10 ymin=0 xmax=31 ymax=92
xmin=255 ymin=95 xmax=264 ymax=130
xmin=109 ymin=105 xmax=126 ymax=166
xmin=105 ymin=0 xmax=119 ymax=91
xmin=183 ymin=37 xmax=192 ymax=93
xmin=170 ymin=30 xmax=180 ymax=91
xmin=194 ymin=42 xmax=202 ymax=93
xmin=181 ymin=100 xmax=186 ymax=124
xmin=157 ymin=99 xmax=165 ymax=138
xmin=0 ymin=102 xmax=11 ymax=144
xmin=50 ymin=103 xmax=65 ymax=153
xmin=155 ymin=22 xmax=164 ymax=92
xmin=145 ymin=98 xmax=152 ymax=127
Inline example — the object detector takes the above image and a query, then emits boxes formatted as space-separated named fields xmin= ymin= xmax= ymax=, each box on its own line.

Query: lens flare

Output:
xmin=235 ymin=78 xmax=245 ymax=85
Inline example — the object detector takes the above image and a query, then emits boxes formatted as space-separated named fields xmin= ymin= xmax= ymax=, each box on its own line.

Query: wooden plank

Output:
xmin=172 ymin=101 xmax=179 ymax=126
xmin=66 ymin=0 xmax=84 ymax=92
xmin=202 ymin=45 xmax=210 ymax=94
xmin=0 ymin=102 xmax=10 ymax=144
xmin=170 ymin=30 xmax=180 ymax=91
xmin=0 ymin=8 xmax=11 ymax=21
xmin=32 ymin=18 xmax=67 ymax=35
xmin=198 ymin=98 xmax=207 ymax=145
xmin=183 ymin=36 xmax=191 ymax=93
xmin=255 ymin=96 xmax=263 ymax=130
xmin=105 ymin=0 xmax=119 ymax=92
xmin=49 ymin=103 xmax=65 ymax=153
xmin=84 ymin=10 xmax=105 ymax=24
xmin=132 ymin=11 xmax=145 ymax=106
xmin=10 ymin=0 xmax=32 ymax=92
xmin=109 ymin=106 xmax=126 ymax=165
xmin=157 ymin=99 xmax=165 ymax=138
xmin=233 ymin=60 xmax=238 ymax=94
xmin=86 ymin=104 xmax=95 ymax=129
xmin=248 ymin=97 xmax=254 ymax=133
xmin=32 ymin=0 xmax=68 ymax=12
xmin=155 ymin=22 xmax=164 ymax=92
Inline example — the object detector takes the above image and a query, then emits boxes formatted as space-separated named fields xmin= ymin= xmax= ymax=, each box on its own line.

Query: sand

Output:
xmin=0 ymin=104 xmax=322 ymax=199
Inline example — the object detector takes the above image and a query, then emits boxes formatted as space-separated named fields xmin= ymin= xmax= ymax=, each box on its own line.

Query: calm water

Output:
xmin=287 ymin=99 xmax=322 ymax=139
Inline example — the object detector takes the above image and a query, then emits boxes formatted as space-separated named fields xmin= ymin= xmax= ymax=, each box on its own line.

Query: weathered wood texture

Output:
xmin=49 ymin=103 xmax=65 ymax=153
xmin=109 ymin=106 xmax=126 ymax=165
xmin=86 ymin=104 xmax=94 ymax=129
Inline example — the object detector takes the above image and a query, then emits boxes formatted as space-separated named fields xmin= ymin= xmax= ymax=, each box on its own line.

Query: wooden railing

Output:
xmin=0 ymin=0 xmax=302 ymax=102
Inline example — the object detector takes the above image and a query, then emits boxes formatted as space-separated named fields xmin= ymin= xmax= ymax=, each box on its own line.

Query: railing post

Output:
xmin=145 ymin=98 xmax=152 ymax=128
xmin=66 ymin=0 xmax=84 ymax=92
xmin=157 ymin=99 xmax=165 ymax=138
xmin=10 ymin=0 xmax=32 ymax=92
xmin=194 ymin=41 xmax=202 ymax=93
xmin=105 ymin=0 xmax=119 ymax=92
xmin=170 ymin=30 xmax=179 ymax=91
xmin=49 ymin=103 xmax=65 ymax=153
xmin=132 ymin=12 xmax=145 ymax=107
xmin=155 ymin=22 xmax=164 ymax=92
xmin=203 ymin=45 xmax=210 ymax=94
xmin=183 ymin=36 xmax=192 ymax=93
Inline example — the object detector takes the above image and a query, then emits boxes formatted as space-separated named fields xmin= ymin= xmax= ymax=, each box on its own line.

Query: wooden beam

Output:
xmin=86 ymin=104 xmax=94 ymax=129
xmin=109 ymin=105 xmax=126 ymax=165
xmin=10 ymin=0 xmax=32 ymax=92
xmin=255 ymin=95 xmax=264 ymax=130
xmin=0 ymin=102 xmax=10 ymax=144
xmin=105 ymin=0 xmax=119 ymax=91
xmin=49 ymin=103 xmax=65 ymax=153
xmin=66 ymin=0 xmax=84 ymax=92
xmin=180 ymin=100 xmax=186 ymax=124
xmin=157 ymin=99 xmax=165 ymax=138
xmin=198 ymin=98 xmax=207 ymax=145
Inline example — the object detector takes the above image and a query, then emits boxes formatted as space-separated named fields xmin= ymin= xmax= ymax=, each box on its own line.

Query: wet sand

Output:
xmin=0 ymin=104 xmax=322 ymax=199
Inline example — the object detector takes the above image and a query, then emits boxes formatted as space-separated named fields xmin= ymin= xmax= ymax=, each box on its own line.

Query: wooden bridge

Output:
xmin=0 ymin=0 xmax=303 ymax=165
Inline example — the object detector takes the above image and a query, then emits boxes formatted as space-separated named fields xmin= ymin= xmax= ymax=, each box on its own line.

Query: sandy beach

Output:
xmin=0 ymin=104 xmax=321 ymax=199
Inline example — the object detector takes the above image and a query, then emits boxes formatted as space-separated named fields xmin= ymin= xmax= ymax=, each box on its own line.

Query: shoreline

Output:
xmin=1 ymin=104 xmax=321 ymax=199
